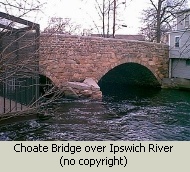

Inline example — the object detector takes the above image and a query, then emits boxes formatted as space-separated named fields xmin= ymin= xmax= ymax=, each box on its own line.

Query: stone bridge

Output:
xmin=39 ymin=34 xmax=169 ymax=99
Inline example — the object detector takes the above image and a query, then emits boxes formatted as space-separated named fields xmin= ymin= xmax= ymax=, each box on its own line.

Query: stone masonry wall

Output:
xmin=39 ymin=34 xmax=169 ymax=98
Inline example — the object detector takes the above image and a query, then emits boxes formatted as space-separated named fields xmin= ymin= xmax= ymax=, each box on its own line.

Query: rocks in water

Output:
xmin=91 ymin=91 xmax=102 ymax=100
xmin=80 ymin=90 xmax=93 ymax=97
xmin=61 ymin=78 xmax=102 ymax=100
xmin=83 ymin=78 xmax=100 ymax=91
xmin=63 ymin=87 xmax=79 ymax=99
xmin=68 ymin=82 xmax=91 ymax=90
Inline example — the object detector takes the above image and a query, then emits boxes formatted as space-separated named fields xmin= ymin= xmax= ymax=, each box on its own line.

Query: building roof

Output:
xmin=91 ymin=34 xmax=145 ymax=41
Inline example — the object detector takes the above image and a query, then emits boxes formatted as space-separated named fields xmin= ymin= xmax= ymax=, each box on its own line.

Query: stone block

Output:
xmin=68 ymin=82 xmax=91 ymax=90
xmin=80 ymin=90 xmax=93 ymax=97
xmin=91 ymin=92 xmax=102 ymax=100
xmin=83 ymin=78 xmax=100 ymax=90
xmin=63 ymin=87 xmax=79 ymax=99
xmin=65 ymin=59 xmax=77 ymax=64
xmin=148 ymin=61 xmax=155 ymax=66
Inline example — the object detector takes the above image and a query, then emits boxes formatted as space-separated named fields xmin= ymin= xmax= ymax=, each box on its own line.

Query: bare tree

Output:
xmin=94 ymin=0 xmax=111 ymax=37
xmin=0 ymin=0 xmax=45 ymax=19
xmin=0 ymin=0 xmax=63 ymax=119
xmin=140 ymin=0 xmax=187 ymax=43
xmin=43 ymin=17 xmax=82 ymax=35
xmin=0 ymin=0 xmax=44 ymax=78
xmin=93 ymin=0 xmax=126 ymax=38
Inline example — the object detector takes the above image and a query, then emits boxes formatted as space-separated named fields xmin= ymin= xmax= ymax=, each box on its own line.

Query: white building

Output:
xmin=168 ymin=8 xmax=190 ymax=79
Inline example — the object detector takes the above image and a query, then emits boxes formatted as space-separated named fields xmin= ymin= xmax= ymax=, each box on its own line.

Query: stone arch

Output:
xmin=98 ymin=62 xmax=161 ymax=87
xmin=39 ymin=74 xmax=54 ymax=96
xmin=97 ymin=57 xmax=161 ymax=85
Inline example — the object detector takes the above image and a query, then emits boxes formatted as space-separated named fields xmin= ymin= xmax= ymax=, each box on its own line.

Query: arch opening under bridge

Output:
xmin=98 ymin=63 xmax=161 ymax=96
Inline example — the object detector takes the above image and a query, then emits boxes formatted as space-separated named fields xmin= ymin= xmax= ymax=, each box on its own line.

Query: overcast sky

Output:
xmin=3 ymin=0 xmax=188 ymax=35
xmin=1 ymin=0 xmax=190 ymax=34
xmin=37 ymin=0 xmax=150 ymax=34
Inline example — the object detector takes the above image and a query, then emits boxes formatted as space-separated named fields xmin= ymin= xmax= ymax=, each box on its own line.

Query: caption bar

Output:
xmin=0 ymin=141 xmax=189 ymax=171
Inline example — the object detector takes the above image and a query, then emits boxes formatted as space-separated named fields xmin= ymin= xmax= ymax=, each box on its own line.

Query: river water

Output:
xmin=1 ymin=85 xmax=190 ymax=141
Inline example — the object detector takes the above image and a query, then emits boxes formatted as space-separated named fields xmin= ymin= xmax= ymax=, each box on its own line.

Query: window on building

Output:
xmin=186 ymin=59 xmax=190 ymax=66
xmin=185 ymin=14 xmax=189 ymax=28
xmin=175 ymin=36 xmax=180 ymax=47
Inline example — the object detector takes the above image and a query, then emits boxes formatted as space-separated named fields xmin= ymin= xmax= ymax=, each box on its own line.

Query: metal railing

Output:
xmin=0 ymin=12 xmax=40 ymax=114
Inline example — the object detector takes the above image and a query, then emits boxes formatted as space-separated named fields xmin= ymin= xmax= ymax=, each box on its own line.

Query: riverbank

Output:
xmin=162 ymin=78 xmax=190 ymax=90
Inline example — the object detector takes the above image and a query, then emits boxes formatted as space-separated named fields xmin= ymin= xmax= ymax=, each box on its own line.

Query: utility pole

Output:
xmin=103 ymin=0 xmax=105 ymax=37
xmin=113 ymin=0 xmax=116 ymax=38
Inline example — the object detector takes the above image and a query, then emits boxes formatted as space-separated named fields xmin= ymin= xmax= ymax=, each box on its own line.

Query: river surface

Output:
xmin=1 ymin=85 xmax=190 ymax=141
